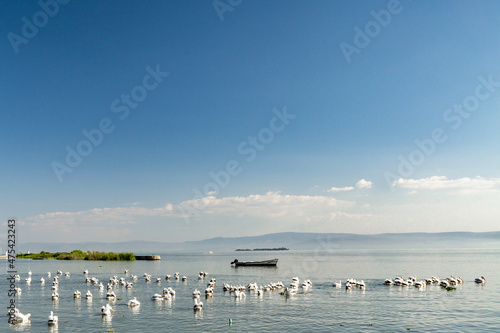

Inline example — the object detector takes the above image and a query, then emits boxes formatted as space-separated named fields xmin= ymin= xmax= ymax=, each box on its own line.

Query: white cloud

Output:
xmin=178 ymin=191 xmax=353 ymax=218
xmin=328 ymin=178 xmax=373 ymax=192
xmin=328 ymin=186 xmax=354 ymax=192
xmin=24 ymin=192 xmax=356 ymax=229
xmin=356 ymin=179 xmax=373 ymax=189
xmin=392 ymin=176 xmax=500 ymax=191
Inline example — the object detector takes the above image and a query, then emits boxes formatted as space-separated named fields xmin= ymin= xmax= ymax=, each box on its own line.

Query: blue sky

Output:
xmin=1 ymin=0 xmax=500 ymax=243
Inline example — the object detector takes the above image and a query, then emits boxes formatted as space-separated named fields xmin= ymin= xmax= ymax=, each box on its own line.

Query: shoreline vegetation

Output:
xmin=16 ymin=249 xmax=135 ymax=261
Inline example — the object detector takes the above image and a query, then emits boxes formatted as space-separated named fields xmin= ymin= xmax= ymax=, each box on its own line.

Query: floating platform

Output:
xmin=135 ymin=255 xmax=161 ymax=260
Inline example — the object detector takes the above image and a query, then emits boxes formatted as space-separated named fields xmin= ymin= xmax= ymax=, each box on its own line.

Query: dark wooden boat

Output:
xmin=230 ymin=258 xmax=278 ymax=267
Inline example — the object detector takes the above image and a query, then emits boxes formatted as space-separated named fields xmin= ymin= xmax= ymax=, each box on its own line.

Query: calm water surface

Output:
xmin=2 ymin=249 xmax=499 ymax=332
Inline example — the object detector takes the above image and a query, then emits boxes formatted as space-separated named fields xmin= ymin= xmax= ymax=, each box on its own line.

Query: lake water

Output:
xmin=2 ymin=249 xmax=499 ymax=332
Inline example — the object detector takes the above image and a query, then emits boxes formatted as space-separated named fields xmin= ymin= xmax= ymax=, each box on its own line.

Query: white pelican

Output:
xmin=28 ymin=271 xmax=32 ymax=276
xmin=174 ymin=272 xmax=180 ymax=280
xmin=357 ymin=280 xmax=366 ymax=289
xmin=475 ymin=276 xmax=486 ymax=284
xmin=284 ymin=287 xmax=296 ymax=296
xmin=234 ymin=290 xmax=246 ymax=298
xmin=106 ymin=291 xmax=116 ymax=299
xmin=193 ymin=299 xmax=203 ymax=311
xmin=99 ymin=282 xmax=104 ymax=290
xmin=125 ymin=282 xmax=133 ymax=289
xmin=12 ymin=308 xmax=31 ymax=323
xmin=14 ymin=275 xmax=21 ymax=280
xmin=15 ymin=287 xmax=22 ymax=295
xmin=414 ymin=281 xmax=426 ymax=288
xmin=124 ymin=270 xmax=129 ymax=274
xmin=205 ymin=287 xmax=214 ymax=296
xmin=86 ymin=290 xmax=93 ymax=299
xmin=65 ymin=272 xmax=70 ymax=277
xmin=47 ymin=311 xmax=58 ymax=325
xmin=193 ymin=289 xmax=201 ymax=299
xmin=127 ymin=297 xmax=140 ymax=307
xmin=345 ymin=282 xmax=352 ymax=290
xmin=52 ymin=291 xmax=59 ymax=300
xmin=440 ymin=280 xmax=450 ymax=288
xmin=25 ymin=276 xmax=31 ymax=284
xmin=182 ymin=276 xmax=187 ymax=281
xmin=156 ymin=277 xmax=162 ymax=283
xmin=40 ymin=277 xmax=45 ymax=284
xmin=101 ymin=304 xmax=113 ymax=316
xmin=151 ymin=293 xmax=164 ymax=301
xmin=164 ymin=287 xmax=175 ymax=297
xmin=165 ymin=274 xmax=171 ymax=280
xmin=47 ymin=272 xmax=51 ymax=277
xmin=83 ymin=270 xmax=88 ymax=274
xmin=73 ymin=290 xmax=81 ymax=298
xmin=384 ymin=279 xmax=393 ymax=285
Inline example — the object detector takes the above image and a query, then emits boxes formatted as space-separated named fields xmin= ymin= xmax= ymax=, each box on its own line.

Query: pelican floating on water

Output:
xmin=73 ymin=290 xmax=81 ymax=298
xmin=193 ymin=299 xmax=203 ymax=311
xmin=151 ymin=293 xmax=164 ymax=300
xmin=86 ymin=290 xmax=93 ymax=299
xmin=52 ymin=291 xmax=59 ymax=300
xmin=47 ymin=311 xmax=58 ymax=325
xmin=127 ymin=297 xmax=140 ymax=307
xmin=101 ymin=304 xmax=113 ymax=316
xmin=11 ymin=308 xmax=31 ymax=323
xmin=475 ymin=276 xmax=486 ymax=284
xmin=106 ymin=291 xmax=116 ymax=300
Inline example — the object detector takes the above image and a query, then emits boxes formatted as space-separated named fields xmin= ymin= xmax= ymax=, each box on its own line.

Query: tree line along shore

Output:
xmin=16 ymin=249 xmax=136 ymax=261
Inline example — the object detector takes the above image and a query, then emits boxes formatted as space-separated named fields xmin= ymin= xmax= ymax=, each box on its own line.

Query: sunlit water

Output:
xmin=2 ymin=249 xmax=499 ymax=332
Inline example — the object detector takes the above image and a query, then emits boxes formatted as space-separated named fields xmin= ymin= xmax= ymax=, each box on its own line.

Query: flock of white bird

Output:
xmin=382 ymin=275 xmax=486 ymax=290
xmin=9 ymin=268 xmax=487 ymax=326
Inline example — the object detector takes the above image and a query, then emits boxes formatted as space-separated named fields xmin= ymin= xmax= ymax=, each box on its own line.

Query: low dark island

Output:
xmin=235 ymin=247 xmax=289 ymax=251
xmin=17 ymin=249 xmax=136 ymax=261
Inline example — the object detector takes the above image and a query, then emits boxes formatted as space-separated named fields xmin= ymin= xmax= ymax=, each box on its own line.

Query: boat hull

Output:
xmin=231 ymin=259 xmax=278 ymax=267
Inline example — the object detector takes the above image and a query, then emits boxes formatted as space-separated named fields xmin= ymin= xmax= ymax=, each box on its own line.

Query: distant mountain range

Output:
xmin=13 ymin=231 xmax=500 ymax=253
